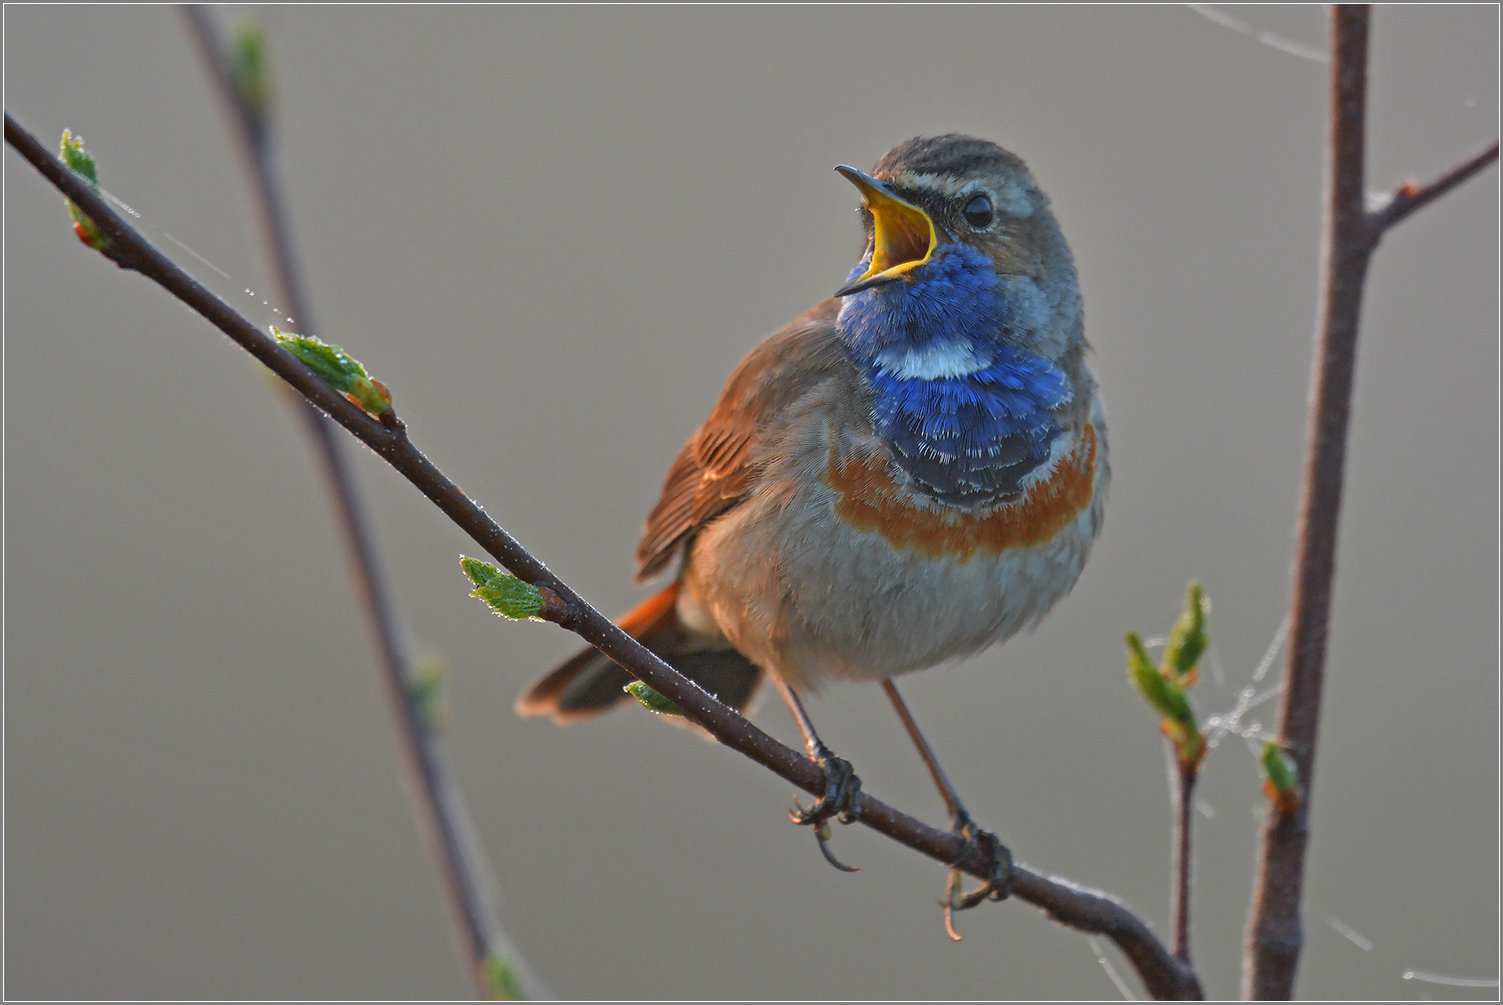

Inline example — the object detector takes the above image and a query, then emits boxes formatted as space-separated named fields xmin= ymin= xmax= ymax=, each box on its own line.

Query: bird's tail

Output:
xmin=515 ymin=581 xmax=763 ymax=724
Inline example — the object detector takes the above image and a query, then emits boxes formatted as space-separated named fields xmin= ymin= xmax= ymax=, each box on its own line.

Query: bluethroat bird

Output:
xmin=520 ymin=135 xmax=1107 ymax=882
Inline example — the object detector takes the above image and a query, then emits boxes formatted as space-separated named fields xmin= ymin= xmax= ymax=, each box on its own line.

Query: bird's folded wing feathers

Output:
xmin=635 ymin=298 xmax=849 ymax=581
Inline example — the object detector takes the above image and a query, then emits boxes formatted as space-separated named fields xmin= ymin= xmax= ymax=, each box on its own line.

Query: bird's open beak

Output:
xmin=833 ymin=165 xmax=938 ymax=297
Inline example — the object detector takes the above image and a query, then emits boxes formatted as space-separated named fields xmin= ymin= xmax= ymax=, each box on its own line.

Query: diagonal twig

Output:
xmin=1243 ymin=6 xmax=1497 ymax=998
xmin=6 ymin=108 xmax=1203 ymax=1001
xmin=1369 ymin=139 xmax=1499 ymax=236
xmin=181 ymin=9 xmax=542 ymax=999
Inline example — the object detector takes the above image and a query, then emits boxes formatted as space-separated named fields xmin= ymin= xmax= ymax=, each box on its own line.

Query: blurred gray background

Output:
xmin=5 ymin=6 xmax=1497 ymax=1000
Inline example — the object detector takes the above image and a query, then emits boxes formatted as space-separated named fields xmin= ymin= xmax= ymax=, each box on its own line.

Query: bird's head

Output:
xmin=834 ymin=134 xmax=1080 ymax=362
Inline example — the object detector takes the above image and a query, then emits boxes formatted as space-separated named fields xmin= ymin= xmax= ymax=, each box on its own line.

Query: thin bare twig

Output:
xmin=6 ymin=108 xmax=1203 ymax=1001
xmin=1169 ymin=763 xmax=1197 ymax=965
xmin=1243 ymin=6 xmax=1497 ymax=998
xmin=184 ymin=9 xmax=540 ymax=998
xmin=1370 ymin=140 xmax=1499 ymax=236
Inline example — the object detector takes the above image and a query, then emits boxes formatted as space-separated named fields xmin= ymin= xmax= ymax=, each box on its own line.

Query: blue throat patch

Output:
xmin=837 ymin=243 xmax=1071 ymax=507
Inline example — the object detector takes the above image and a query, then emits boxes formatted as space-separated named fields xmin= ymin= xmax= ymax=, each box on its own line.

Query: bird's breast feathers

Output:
xmin=826 ymin=419 xmax=1100 ymax=561
xmin=680 ymin=349 xmax=1108 ymax=685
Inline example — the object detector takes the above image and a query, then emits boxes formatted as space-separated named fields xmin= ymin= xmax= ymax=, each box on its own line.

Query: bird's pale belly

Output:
xmin=681 ymin=408 xmax=1108 ymax=692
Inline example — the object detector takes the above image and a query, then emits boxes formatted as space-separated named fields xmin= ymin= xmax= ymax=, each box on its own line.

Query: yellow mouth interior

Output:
xmin=853 ymin=180 xmax=937 ymax=284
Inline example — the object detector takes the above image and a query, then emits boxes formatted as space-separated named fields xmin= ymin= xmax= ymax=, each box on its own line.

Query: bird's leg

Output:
xmin=772 ymin=677 xmax=862 ymax=872
xmin=881 ymin=679 xmax=972 ymax=829
xmin=881 ymin=679 xmax=1014 ymax=938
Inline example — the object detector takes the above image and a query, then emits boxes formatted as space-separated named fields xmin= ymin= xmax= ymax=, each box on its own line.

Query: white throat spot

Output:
xmin=876 ymin=342 xmax=990 ymax=380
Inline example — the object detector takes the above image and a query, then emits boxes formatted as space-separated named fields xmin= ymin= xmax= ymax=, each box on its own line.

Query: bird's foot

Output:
xmin=942 ymin=813 xmax=1014 ymax=940
xmin=789 ymin=744 xmax=863 ymax=872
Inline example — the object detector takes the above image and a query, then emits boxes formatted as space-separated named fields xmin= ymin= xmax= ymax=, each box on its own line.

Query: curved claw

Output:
xmin=941 ymin=817 xmax=1014 ymax=939
xmin=811 ymin=818 xmax=860 ymax=872
xmin=789 ymin=749 xmax=863 ymax=871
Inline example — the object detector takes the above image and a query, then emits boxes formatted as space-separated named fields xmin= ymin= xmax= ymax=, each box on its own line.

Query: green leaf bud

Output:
xmin=1164 ymin=581 xmax=1210 ymax=682
xmin=1260 ymin=741 xmax=1299 ymax=799
xmin=59 ymin=129 xmax=98 ymax=186
xmin=58 ymin=129 xmax=109 ymax=251
xmin=231 ymin=20 xmax=272 ymax=120
xmin=482 ymin=951 xmax=525 ymax=1001
xmin=410 ymin=654 xmax=449 ymax=732
xmin=1126 ymin=631 xmax=1194 ymax=726
xmin=459 ymin=556 xmax=544 ymax=620
xmin=625 ymin=680 xmax=684 ymax=717
xmin=460 ymin=555 xmax=500 ymax=587
xmin=272 ymin=328 xmax=392 ymax=415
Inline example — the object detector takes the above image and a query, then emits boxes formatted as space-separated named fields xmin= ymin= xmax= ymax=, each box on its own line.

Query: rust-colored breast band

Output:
xmin=829 ymin=423 xmax=1098 ymax=560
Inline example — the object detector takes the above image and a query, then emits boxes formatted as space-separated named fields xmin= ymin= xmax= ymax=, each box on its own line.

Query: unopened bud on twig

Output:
xmin=625 ymin=680 xmax=684 ymax=717
xmin=1125 ymin=580 xmax=1214 ymax=770
xmin=1163 ymin=580 xmax=1209 ymax=685
xmin=1260 ymin=740 xmax=1300 ymax=814
xmin=482 ymin=951 xmax=524 ymax=1001
xmin=410 ymin=653 xmax=450 ymax=733
xmin=231 ymin=20 xmax=272 ymax=122
xmin=273 ymin=328 xmax=393 ymax=415
xmin=58 ymin=130 xmax=109 ymax=251
xmin=1126 ymin=632 xmax=1195 ymax=725
xmin=460 ymin=556 xmax=545 ymax=620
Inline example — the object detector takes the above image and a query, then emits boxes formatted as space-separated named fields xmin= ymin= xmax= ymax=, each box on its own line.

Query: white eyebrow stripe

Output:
xmin=885 ymin=171 xmax=970 ymax=197
xmin=883 ymin=172 xmax=1037 ymax=218
xmin=876 ymin=342 xmax=991 ymax=380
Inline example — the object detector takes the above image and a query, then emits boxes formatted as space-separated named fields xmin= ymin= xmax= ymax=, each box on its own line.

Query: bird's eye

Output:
xmin=962 ymin=194 xmax=994 ymax=230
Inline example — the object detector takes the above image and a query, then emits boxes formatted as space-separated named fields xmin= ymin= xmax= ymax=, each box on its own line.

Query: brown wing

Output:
xmin=515 ymin=581 xmax=767 ymax=724
xmin=635 ymin=298 xmax=848 ymax=581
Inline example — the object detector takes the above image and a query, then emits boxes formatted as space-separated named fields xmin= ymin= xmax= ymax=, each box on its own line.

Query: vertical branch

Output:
xmin=1241 ymin=9 xmax=1494 ymax=993
xmin=1243 ymin=6 xmax=1371 ymax=998
xmin=1170 ymin=763 xmax=1197 ymax=965
xmin=182 ymin=8 xmax=542 ymax=999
